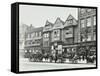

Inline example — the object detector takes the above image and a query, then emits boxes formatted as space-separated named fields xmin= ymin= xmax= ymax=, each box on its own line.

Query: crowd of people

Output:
xmin=24 ymin=49 xmax=96 ymax=64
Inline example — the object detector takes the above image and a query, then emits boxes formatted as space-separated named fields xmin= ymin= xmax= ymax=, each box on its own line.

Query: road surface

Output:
xmin=19 ymin=57 xmax=96 ymax=71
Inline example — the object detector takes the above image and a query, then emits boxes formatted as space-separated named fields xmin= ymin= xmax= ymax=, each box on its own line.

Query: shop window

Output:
xmin=86 ymin=17 xmax=91 ymax=27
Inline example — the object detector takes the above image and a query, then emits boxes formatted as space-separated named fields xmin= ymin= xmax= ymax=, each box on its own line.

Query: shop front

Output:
xmin=62 ymin=45 xmax=77 ymax=62
xmin=77 ymin=41 xmax=96 ymax=63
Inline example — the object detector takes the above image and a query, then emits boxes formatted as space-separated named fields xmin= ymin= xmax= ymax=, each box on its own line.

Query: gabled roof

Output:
xmin=52 ymin=17 xmax=64 ymax=30
xmin=43 ymin=20 xmax=53 ymax=32
xmin=45 ymin=20 xmax=50 ymax=26
xmin=64 ymin=14 xmax=77 ymax=27
xmin=54 ymin=17 xmax=64 ymax=25
xmin=45 ymin=20 xmax=53 ymax=27
xmin=67 ymin=14 xmax=74 ymax=20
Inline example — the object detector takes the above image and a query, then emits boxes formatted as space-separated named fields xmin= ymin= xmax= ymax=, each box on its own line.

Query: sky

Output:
xmin=19 ymin=5 xmax=78 ymax=27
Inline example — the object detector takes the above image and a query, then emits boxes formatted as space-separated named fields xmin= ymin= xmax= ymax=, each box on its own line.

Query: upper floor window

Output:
xmin=86 ymin=9 xmax=92 ymax=12
xmin=66 ymin=29 xmax=72 ymax=35
xmin=86 ymin=17 xmax=91 ymax=27
xmin=44 ymin=33 xmax=49 ymax=38
xmin=67 ymin=19 xmax=73 ymax=24
xmin=43 ymin=41 xmax=49 ymax=46
xmin=39 ymin=32 xmax=41 ymax=37
xmin=80 ymin=19 xmax=85 ymax=28
xmin=28 ymin=34 xmax=31 ymax=38
xmin=35 ymin=32 xmax=38 ymax=37
xmin=80 ymin=35 xmax=86 ymax=42
xmin=80 ymin=8 xmax=86 ymax=14
xmin=93 ymin=16 xmax=96 ymax=26
xmin=31 ymin=33 xmax=35 ymax=38
xmin=87 ymin=33 xmax=92 ymax=41
xmin=54 ymin=30 xmax=60 ymax=37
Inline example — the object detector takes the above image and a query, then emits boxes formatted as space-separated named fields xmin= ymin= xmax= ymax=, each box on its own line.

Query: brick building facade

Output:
xmin=77 ymin=8 xmax=96 ymax=59
xmin=24 ymin=25 xmax=43 ymax=57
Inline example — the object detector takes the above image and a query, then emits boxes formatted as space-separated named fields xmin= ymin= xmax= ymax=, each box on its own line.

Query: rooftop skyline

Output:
xmin=19 ymin=5 xmax=78 ymax=27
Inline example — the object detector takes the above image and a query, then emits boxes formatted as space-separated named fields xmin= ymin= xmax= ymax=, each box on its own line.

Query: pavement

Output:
xmin=19 ymin=57 xmax=96 ymax=71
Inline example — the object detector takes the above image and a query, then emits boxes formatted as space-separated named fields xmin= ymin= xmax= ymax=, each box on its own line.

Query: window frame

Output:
xmin=86 ymin=17 xmax=91 ymax=27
